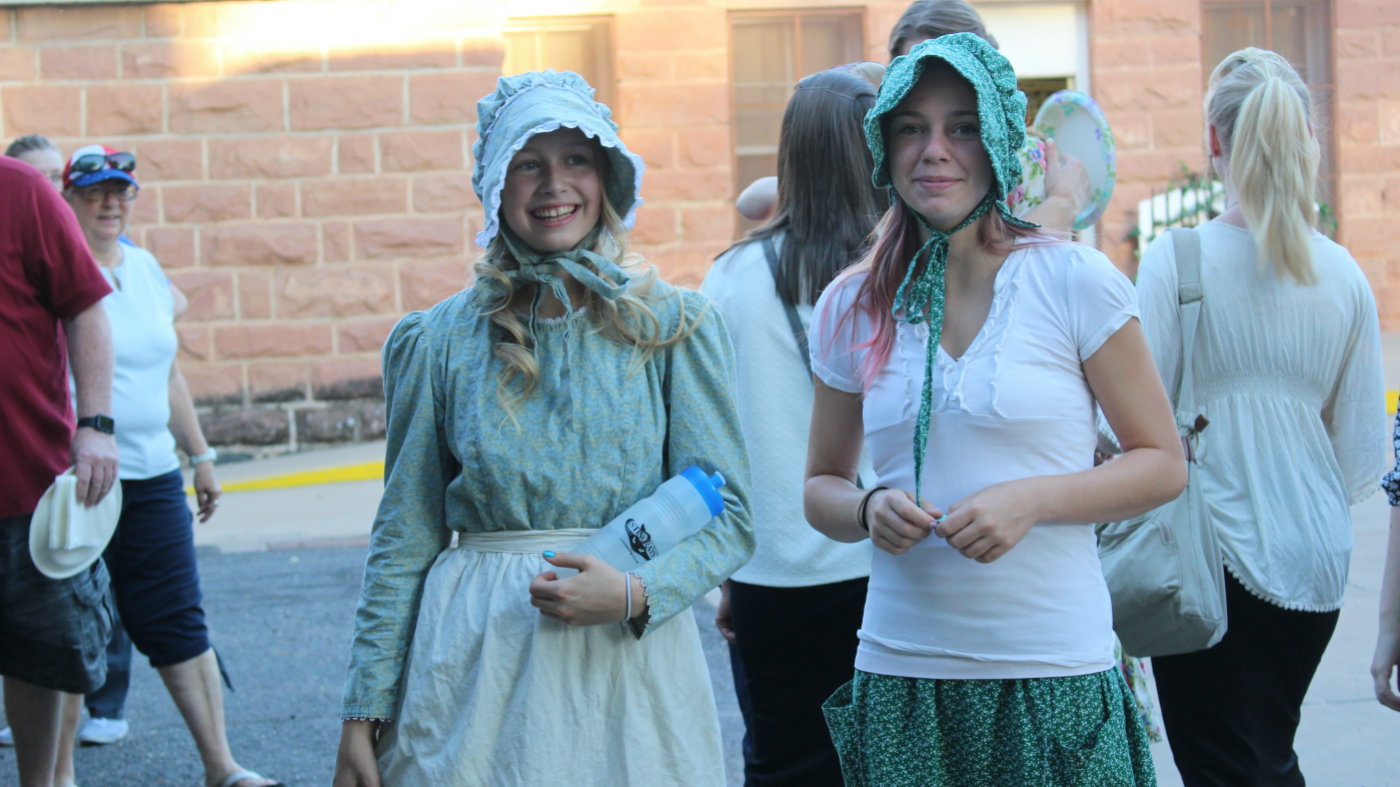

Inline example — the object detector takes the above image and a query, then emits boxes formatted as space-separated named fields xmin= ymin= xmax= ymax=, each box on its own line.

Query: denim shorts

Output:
xmin=0 ymin=513 xmax=113 ymax=693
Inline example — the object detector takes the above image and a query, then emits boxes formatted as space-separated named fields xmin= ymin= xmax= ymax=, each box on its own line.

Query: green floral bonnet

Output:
xmin=865 ymin=32 xmax=1038 ymax=503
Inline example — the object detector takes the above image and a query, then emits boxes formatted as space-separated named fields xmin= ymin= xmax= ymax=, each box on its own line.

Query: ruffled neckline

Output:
xmin=902 ymin=248 xmax=1027 ymax=413
xmin=513 ymin=306 xmax=589 ymax=331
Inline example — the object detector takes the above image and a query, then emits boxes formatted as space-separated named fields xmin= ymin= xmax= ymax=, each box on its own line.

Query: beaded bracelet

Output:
xmin=857 ymin=486 xmax=889 ymax=533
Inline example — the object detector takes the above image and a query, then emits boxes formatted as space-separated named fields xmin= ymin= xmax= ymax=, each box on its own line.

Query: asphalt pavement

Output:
xmin=0 ymin=546 xmax=744 ymax=786
xmin=0 ymin=457 xmax=746 ymax=786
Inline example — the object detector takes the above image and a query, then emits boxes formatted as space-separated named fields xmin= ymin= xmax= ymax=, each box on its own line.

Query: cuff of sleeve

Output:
xmin=626 ymin=569 xmax=657 ymax=639
xmin=342 ymin=698 xmax=397 ymax=722
xmin=1382 ymin=472 xmax=1400 ymax=507
xmin=812 ymin=358 xmax=862 ymax=394
xmin=1080 ymin=309 xmax=1137 ymax=361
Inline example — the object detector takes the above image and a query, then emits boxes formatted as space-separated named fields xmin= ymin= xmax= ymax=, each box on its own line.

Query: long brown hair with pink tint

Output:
xmin=827 ymin=196 xmax=1043 ymax=393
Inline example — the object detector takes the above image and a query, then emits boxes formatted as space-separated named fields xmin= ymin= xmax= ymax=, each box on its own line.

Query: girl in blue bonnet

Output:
xmin=333 ymin=71 xmax=753 ymax=786
xmin=803 ymin=34 xmax=1184 ymax=785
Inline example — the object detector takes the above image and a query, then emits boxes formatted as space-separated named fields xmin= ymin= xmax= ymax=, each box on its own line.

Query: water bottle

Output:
xmin=552 ymin=466 xmax=726 ymax=576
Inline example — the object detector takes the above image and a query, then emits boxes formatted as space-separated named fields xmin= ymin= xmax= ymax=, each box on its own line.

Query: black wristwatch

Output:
xmin=77 ymin=415 xmax=115 ymax=435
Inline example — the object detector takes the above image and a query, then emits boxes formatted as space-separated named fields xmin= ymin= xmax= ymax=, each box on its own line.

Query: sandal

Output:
xmin=216 ymin=771 xmax=285 ymax=787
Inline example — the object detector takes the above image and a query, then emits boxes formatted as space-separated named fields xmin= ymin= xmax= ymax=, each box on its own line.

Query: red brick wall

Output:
xmin=0 ymin=1 xmax=502 ymax=454
xmin=611 ymin=2 xmax=734 ymax=285
xmin=1088 ymin=0 xmax=1206 ymax=276
xmin=1334 ymin=0 xmax=1400 ymax=328
xmin=3 ymin=0 xmax=1392 ymax=456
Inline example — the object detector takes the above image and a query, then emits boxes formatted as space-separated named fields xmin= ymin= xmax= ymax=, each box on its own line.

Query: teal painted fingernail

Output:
xmin=542 ymin=550 xmax=555 ymax=558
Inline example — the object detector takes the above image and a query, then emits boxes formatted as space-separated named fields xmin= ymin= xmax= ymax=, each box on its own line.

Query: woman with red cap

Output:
xmin=57 ymin=145 xmax=281 ymax=787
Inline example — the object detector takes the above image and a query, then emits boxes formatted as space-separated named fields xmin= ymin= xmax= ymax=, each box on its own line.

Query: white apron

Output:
xmin=376 ymin=529 xmax=726 ymax=786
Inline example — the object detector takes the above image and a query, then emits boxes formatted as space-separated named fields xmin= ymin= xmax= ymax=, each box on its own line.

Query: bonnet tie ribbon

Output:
xmin=890 ymin=196 xmax=993 ymax=506
xmin=499 ymin=227 xmax=629 ymax=313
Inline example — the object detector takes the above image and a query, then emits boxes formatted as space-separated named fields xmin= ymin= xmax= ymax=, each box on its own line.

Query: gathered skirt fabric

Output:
xmin=376 ymin=529 xmax=726 ymax=786
xmin=822 ymin=667 xmax=1157 ymax=787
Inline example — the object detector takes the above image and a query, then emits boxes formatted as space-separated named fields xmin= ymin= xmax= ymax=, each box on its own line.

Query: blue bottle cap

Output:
xmin=679 ymin=465 xmax=726 ymax=518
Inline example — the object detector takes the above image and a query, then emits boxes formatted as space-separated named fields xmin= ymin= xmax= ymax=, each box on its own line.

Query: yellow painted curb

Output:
xmin=187 ymin=391 xmax=1400 ymax=496
xmin=187 ymin=460 xmax=383 ymax=495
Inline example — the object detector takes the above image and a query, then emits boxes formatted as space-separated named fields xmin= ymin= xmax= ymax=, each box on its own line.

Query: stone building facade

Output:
xmin=1 ymin=0 xmax=1393 ymax=455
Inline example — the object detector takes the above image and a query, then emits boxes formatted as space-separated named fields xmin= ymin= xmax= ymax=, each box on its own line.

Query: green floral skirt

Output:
xmin=822 ymin=668 xmax=1157 ymax=787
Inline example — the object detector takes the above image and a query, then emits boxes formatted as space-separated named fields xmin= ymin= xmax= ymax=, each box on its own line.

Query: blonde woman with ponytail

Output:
xmin=1139 ymin=48 xmax=1387 ymax=786
xmin=334 ymin=71 xmax=753 ymax=786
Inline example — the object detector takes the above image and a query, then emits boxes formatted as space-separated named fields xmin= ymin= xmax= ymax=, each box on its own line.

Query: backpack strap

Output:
xmin=760 ymin=234 xmax=863 ymax=489
xmin=761 ymin=235 xmax=813 ymax=379
xmin=1167 ymin=227 xmax=1203 ymax=414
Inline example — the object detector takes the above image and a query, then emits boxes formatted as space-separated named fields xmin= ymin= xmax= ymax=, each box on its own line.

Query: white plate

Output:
xmin=1032 ymin=90 xmax=1117 ymax=229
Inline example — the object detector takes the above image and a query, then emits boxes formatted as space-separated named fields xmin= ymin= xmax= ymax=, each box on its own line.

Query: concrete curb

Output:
xmin=191 ymin=390 xmax=1399 ymax=495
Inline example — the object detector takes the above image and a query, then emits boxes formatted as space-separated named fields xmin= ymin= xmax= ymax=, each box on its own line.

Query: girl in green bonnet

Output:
xmin=334 ymin=70 xmax=753 ymax=786
xmin=803 ymin=34 xmax=1184 ymax=785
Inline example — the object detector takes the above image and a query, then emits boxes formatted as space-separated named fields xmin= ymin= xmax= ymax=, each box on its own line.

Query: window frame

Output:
xmin=1200 ymin=0 xmax=1336 ymax=203
xmin=727 ymin=7 xmax=866 ymax=232
xmin=502 ymin=14 xmax=617 ymax=112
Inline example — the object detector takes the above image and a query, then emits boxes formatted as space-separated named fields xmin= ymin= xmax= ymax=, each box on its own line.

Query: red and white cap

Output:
xmin=62 ymin=144 xmax=138 ymax=191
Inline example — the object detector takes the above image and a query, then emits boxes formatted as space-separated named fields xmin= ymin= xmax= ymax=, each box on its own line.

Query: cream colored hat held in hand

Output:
xmin=29 ymin=468 xmax=122 ymax=579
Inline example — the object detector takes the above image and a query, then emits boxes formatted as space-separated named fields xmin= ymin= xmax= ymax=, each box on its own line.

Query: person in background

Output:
xmin=0 ymin=153 xmax=118 ymax=787
xmin=704 ymin=63 xmax=885 ymax=785
xmin=6 ymin=134 xmax=64 ymax=189
xmin=1375 ymin=411 xmax=1400 ymax=712
xmin=804 ymin=34 xmax=1184 ymax=784
xmin=3 ymin=135 xmax=187 ymax=316
xmin=57 ymin=145 xmax=280 ymax=787
xmin=886 ymin=0 xmax=997 ymax=58
xmin=1140 ymin=49 xmax=1386 ymax=785
xmin=333 ymin=70 xmax=753 ymax=786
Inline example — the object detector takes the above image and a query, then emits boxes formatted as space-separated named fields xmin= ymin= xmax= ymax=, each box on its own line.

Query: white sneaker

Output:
xmin=78 ymin=716 xmax=128 ymax=745
xmin=0 ymin=726 xmax=12 ymax=746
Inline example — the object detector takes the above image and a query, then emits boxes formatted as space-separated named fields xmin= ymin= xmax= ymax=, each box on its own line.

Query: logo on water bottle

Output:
xmin=625 ymin=519 xmax=658 ymax=561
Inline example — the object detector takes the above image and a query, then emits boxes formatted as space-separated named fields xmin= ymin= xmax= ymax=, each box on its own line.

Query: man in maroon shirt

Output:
xmin=0 ymin=155 xmax=119 ymax=787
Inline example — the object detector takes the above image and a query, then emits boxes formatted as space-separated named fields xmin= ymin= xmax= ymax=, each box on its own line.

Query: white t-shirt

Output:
xmin=809 ymin=241 xmax=1136 ymax=680
xmin=99 ymin=245 xmax=180 ymax=480
xmin=702 ymin=235 xmax=872 ymax=587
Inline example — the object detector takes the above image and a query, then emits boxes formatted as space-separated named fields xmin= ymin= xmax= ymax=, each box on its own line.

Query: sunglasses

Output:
xmin=70 ymin=151 xmax=136 ymax=175
xmin=74 ymin=184 xmax=139 ymax=203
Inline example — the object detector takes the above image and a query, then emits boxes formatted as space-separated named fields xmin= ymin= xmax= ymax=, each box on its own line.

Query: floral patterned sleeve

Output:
xmin=1383 ymin=411 xmax=1400 ymax=507
xmin=341 ymin=310 xmax=457 ymax=720
xmin=630 ymin=289 xmax=755 ymax=637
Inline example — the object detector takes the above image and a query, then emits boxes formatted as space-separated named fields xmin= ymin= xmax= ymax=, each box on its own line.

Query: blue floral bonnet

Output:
xmin=471 ymin=69 xmax=645 ymax=249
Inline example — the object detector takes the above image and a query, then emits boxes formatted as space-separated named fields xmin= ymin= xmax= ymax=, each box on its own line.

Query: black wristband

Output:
xmin=77 ymin=415 xmax=115 ymax=435
xmin=856 ymin=486 xmax=889 ymax=533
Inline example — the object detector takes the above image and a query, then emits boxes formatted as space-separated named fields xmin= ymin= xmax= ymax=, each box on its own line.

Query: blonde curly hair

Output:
xmin=472 ymin=193 xmax=704 ymax=416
